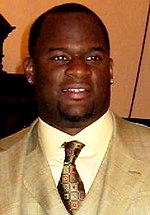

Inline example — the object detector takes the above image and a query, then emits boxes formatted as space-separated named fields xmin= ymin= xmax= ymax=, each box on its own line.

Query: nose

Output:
xmin=65 ymin=57 xmax=91 ymax=78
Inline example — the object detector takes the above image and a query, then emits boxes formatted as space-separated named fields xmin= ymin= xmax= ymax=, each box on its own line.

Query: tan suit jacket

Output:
xmin=0 ymin=114 xmax=150 ymax=215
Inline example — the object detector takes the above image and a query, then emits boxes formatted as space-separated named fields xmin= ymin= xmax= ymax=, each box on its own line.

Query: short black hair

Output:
xmin=28 ymin=3 xmax=110 ymax=57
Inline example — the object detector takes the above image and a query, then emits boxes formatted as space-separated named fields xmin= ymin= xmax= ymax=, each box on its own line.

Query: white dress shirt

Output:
xmin=38 ymin=110 xmax=113 ymax=194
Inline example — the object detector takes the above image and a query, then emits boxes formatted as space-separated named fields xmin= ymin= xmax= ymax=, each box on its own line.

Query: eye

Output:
xmin=51 ymin=55 xmax=69 ymax=62
xmin=86 ymin=55 xmax=102 ymax=62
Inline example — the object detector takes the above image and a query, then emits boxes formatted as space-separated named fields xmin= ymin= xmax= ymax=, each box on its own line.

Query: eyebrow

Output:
xmin=89 ymin=46 xmax=107 ymax=53
xmin=48 ymin=48 xmax=68 ymax=52
xmin=47 ymin=46 xmax=107 ymax=54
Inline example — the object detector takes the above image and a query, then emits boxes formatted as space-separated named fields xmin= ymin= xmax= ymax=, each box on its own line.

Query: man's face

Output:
xmin=26 ymin=12 xmax=113 ymax=133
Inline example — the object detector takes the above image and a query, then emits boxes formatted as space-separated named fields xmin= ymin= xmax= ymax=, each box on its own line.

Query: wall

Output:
xmin=0 ymin=0 xmax=150 ymax=118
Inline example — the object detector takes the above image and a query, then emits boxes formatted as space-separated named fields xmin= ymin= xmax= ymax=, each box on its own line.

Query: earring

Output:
xmin=110 ymin=79 xmax=114 ymax=84
xmin=28 ymin=77 xmax=33 ymax=84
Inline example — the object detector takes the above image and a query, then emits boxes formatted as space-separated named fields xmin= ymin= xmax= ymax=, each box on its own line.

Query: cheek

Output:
xmin=93 ymin=67 xmax=110 ymax=86
xmin=34 ymin=63 xmax=61 ymax=85
xmin=92 ymin=68 xmax=111 ymax=99
xmin=34 ymin=70 xmax=65 ymax=103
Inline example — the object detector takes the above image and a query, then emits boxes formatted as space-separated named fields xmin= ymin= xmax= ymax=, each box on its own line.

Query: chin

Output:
xmin=62 ymin=113 xmax=92 ymax=123
xmin=58 ymin=105 xmax=94 ymax=123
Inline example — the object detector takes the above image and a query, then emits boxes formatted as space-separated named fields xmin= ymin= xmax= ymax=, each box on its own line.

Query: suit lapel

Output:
xmin=97 ymin=137 xmax=146 ymax=215
xmin=96 ymin=115 xmax=149 ymax=215
xmin=78 ymin=115 xmax=149 ymax=215
xmin=23 ymin=123 xmax=68 ymax=215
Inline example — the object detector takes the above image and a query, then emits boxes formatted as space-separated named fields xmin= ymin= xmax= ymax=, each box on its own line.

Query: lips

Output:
xmin=61 ymin=83 xmax=91 ymax=100
xmin=63 ymin=88 xmax=86 ymax=93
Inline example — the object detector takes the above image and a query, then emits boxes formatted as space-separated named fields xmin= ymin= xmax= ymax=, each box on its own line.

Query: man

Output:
xmin=0 ymin=3 xmax=149 ymax=215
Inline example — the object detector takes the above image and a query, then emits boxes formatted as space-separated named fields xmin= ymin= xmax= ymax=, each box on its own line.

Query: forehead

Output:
xmin=38 ymin=12 xmax=105 ymax=44
xmin=42 ymin=12 xmax=100 ymax=30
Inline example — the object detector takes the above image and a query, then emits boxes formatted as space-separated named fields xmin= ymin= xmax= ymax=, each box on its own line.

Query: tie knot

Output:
xmin=63 ymin=141 xmax=85 ymax=164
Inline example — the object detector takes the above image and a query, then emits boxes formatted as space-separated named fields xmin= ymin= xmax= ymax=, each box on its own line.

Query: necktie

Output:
xmin=57 ymin=140 xmax=85 ymax=214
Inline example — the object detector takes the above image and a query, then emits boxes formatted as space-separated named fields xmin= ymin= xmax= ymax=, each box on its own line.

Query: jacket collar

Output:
xmin=23 ymin=120 xmax=68 ymax=214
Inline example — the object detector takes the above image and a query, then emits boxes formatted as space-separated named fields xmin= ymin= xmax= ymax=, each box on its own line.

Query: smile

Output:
xmin=62 ymin=84 xmax=91 ymax=100
xmin=63 ymin=88 xmax=86 ymax=93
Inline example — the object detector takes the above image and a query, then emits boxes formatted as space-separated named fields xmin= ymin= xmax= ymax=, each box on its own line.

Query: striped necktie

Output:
xmin=57 ymin=140 xmax=85 ymax=214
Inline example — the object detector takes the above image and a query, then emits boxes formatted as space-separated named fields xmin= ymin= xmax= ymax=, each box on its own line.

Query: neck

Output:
xmin=40 ymin=112 xmax=107 ymax=136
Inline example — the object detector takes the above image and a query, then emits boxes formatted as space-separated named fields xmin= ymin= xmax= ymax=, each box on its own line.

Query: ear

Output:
xmin=109 ymin=58 xmax=114 ymax=84
xmin=23 ymin=57 xmax=35 ymax=85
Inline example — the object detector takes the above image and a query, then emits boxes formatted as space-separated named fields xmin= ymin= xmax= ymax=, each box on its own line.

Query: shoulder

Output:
xmin=0 ymin=119 xmax=38 ymax=152
xmin=113 ymin=113 xmax=150 ymax=138
xmin=112 ymin=114 xmax=150 ymax=159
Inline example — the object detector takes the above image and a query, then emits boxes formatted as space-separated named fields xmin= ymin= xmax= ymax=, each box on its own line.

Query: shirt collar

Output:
xmin=38 ymin=110 xmax=113 ymax=158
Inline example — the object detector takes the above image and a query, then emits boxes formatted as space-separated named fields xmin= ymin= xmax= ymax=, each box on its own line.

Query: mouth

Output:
xmin=62 ymin=84 xmax=91 ymax=100
xmin=63 ymin=88 xmax=86 ymax=93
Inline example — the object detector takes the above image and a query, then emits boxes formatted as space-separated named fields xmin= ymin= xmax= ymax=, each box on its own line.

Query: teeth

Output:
xmin=64 ymin=88 xmax=85 ymax=93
